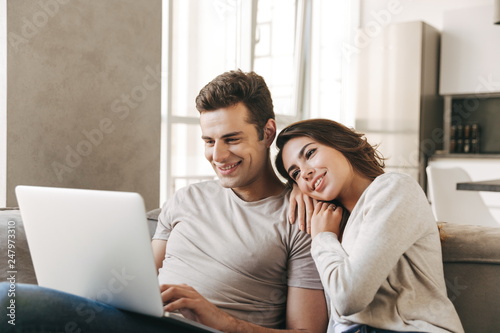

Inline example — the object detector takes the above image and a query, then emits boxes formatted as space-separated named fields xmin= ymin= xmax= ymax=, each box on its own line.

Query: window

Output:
xmin=254 ymin=0 xmax=299 ymax=122
xmin=161 ymin=0 xmax=354 ymax=204
xmin=161 ymin=0 xmax=254 ymax=203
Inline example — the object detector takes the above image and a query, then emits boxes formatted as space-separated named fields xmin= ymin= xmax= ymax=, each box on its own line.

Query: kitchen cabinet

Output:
xmin=440 ymin=5 xmax=500 ymax=95
xmin=354 ymin=21 xmax=442 ymax=189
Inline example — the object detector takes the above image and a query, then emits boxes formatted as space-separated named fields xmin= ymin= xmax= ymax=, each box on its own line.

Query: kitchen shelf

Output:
xmin=432 ymin=152 xmax=500 ymax=160
xmin=442 ymin=96 xmax=500 ymax=155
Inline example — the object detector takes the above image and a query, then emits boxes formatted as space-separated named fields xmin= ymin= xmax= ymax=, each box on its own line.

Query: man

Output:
xmin=152 ymin=69 xmax=327 ymax=332
xmin=0 ymin=70 xmax=327 ymax=333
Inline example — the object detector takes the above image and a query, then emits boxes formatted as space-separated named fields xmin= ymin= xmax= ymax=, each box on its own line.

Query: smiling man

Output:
xmin=0 ymin=70 xmax=326 ymax=333
xmin=151 ymin=70 xmax=328 ymax=333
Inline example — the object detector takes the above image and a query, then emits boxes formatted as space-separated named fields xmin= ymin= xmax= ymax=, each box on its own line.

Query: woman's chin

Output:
xmin=311 ymin=194 xmax=327 ymax=201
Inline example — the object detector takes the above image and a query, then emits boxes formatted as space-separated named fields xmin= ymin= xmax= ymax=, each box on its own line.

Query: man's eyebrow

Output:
xmin=286 ymin=142 xmax=314 ymax=175
xmin=201 ymin=131 xmax=244 ymax=140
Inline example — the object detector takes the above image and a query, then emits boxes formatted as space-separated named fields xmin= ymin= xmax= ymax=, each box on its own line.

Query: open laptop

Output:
xmin=15 ymin=185 xmax=221 ymax=333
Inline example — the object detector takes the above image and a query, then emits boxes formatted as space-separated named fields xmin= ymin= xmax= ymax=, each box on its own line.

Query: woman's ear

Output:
xmin=263 ymin=119 xmax=277 ymax=147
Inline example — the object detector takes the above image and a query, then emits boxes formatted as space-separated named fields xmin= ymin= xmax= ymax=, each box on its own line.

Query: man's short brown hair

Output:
xmin=195 ymin=69 xmax=275 ymax=140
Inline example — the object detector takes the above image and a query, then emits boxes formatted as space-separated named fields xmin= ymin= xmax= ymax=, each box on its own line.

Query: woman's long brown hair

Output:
xmin=275 ymin=118 xmax=385 ymax=184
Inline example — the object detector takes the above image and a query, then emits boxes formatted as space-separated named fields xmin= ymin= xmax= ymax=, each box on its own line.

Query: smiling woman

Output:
xmin=274 ymin=118 xmax=465 ymax=333
xmin=276 ymin=119 xmax=385 ymax=193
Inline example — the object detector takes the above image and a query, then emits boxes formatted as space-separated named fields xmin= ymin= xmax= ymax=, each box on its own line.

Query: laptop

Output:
xmin=15 ymin=185 xmax=221 ymax=333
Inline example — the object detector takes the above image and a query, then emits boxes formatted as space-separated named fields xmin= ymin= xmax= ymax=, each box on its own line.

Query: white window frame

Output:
xmin=160 ymin=0 xmax=260 ymax=204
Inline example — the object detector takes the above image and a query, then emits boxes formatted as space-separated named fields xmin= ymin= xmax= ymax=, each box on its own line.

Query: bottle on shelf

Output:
xmin=463 ymin=124 xmax=471 ymax=153
xmin=471 ymin=123 xmax=480 ymax=154
xmin=456 ymin=124 xmax=463 ymax=153
xmin=450 ymin=125 xmax=457 ymax=153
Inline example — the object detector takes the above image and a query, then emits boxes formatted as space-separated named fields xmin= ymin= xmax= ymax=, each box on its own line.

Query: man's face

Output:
xmin=200 ymin=102 xmax=271 ymax=191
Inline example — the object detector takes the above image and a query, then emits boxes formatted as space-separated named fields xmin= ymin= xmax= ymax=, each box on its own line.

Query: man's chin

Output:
xmin=217 ymin=176 xmax=241 ymax=189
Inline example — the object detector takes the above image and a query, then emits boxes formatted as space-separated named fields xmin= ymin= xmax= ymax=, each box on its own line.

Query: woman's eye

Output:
xmin=291 ymin=170 xmax=300 ymax=180
xmin=305 ymin=148 xmax=316 ymax=159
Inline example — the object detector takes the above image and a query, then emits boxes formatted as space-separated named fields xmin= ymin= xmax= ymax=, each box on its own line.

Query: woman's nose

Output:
xmin=301 ymin=167 xmax=314 ymax=180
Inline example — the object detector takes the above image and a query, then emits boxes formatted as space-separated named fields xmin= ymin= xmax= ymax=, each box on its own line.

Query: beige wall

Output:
xmin=6 ymin=0 xmax=162 ymax=210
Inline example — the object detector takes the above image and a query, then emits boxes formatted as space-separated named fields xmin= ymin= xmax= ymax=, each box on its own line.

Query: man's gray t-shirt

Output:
xmin=153 ymin=180 xmax=322 ymax=328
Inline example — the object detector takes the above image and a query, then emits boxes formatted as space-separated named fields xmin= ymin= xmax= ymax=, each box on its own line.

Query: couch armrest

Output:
xmin=0 ymin=209 xmax=37 ymax=284
xmin=440 ymin=222 xmax=500 ymax=333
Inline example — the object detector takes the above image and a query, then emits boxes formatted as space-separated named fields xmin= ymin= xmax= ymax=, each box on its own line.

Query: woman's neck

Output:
xmin=339 ymin=174 xmax=374 ymax=213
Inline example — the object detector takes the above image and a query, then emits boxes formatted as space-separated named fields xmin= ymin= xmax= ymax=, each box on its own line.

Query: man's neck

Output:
xmin=231 ymin=172 xmax=286 ymax=202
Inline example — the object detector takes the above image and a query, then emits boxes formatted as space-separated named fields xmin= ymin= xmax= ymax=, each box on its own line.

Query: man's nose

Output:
xmin=212 ymin=141 xmax=230 ymax=162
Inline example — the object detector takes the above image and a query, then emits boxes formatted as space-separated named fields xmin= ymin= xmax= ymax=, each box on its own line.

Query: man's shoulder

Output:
xmin=175 ymin=179 xmax=222 ymax=194
xmin=166 ymin=180 xmax=222 ymax=205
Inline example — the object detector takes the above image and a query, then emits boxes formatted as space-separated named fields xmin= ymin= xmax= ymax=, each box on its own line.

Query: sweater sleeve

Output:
xmin=311 ymin=173 xmax=432 ymax=317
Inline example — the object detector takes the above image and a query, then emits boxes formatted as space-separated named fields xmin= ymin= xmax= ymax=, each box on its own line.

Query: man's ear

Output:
xmin=263 ymin=118 xmax=277 ymax=147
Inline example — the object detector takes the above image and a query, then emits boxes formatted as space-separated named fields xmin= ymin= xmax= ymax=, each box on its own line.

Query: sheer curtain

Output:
xmin=160 ymin=0 xmax=354 ymax=203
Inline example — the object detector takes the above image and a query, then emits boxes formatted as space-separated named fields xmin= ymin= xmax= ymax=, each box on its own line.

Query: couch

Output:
xmin=1 ymin=208 xmax=499 ymax=332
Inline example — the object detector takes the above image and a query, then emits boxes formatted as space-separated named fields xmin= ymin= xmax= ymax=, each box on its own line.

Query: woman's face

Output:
xmin=281 ymin=136 xmax=353 ymax=202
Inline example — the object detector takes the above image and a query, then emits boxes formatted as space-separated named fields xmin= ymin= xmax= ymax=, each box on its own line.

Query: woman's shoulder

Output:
xmin=372 ymin=172 xmax=417 ymax=187
xmin=364 ymin=172 xmax=423 ymax=201
xmin=357 ymin=172 xmax=431 ymax=220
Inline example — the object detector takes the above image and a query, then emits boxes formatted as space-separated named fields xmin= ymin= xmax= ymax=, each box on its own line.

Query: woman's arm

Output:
xmin=312 ymin=175 xmax=429 ymax=316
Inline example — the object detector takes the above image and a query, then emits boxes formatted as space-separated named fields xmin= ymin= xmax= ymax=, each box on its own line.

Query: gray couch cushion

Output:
xmin=441 ymin=222 xmax=500 ymax=263
xmin=146 ymin=207 xmax=161 ymax=237
xmin=0 ymin=209 xmax=37 ymax=284
xmin=440 ymin=222 xmax=500 ymax=333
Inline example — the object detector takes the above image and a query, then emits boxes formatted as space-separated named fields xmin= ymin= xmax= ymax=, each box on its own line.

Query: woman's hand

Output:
xmin=288 ymin=183 xmax=317 ymax=233
xmin=311 ymin=202 xmax=343 ymax=239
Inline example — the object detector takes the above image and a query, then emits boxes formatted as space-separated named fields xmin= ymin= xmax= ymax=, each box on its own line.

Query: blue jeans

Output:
xmin=0 ymin=282 xmax=201 ymax=332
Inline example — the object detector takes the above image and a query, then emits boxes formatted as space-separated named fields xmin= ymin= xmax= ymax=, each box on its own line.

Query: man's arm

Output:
xmin=161 ymin=284 xmax=328 ymax=333
xmin=286 ymin=287 xmax=328 ymax=332
xmin=151 ymin=239 xmax=167 ymax=272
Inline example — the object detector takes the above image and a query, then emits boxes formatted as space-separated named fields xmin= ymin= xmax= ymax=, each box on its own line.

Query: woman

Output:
xmin=275 ymin=119 xmax=464 ymax=333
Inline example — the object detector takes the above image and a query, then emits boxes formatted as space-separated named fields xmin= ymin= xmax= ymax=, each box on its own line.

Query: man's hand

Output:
xmin=288 ymin=184 xmax=316 ymax=233
xmin=311 ymin=202 xmax=343 ymax=239
xmin=160 ymin=284 xmax=327 ymax=333
xmin=161 ymin=284 xmax=236 ymax=332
